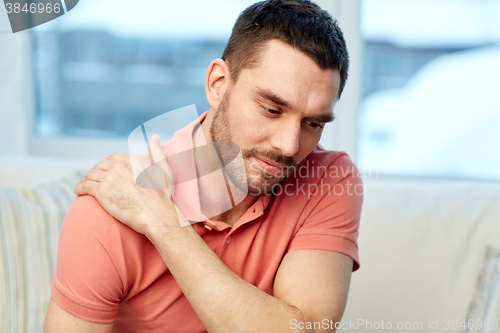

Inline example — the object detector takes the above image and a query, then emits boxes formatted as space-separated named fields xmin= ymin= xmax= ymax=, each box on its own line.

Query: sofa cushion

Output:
xmin=0 ymin=171 xmax=83 ymax=333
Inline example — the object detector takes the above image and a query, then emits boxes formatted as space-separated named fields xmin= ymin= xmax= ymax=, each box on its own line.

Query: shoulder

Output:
xmin=273 ymin=145 xmax=363 ymax=224
xmin=65 ymin=194 xmax=116 ymax=224
xmin=283 ymin=147 xmax=363 ymax=271
xmin=59 ymin=195 xmax=144 ymax=266
xmin=306 ymin=145 xmax=361 ymax=181
xmin=301 ymin=145 xmax=364 ymax=209
xmin=62 ymin=194 xmax=123 ymax=241
xmin=54 ymin=195 xmax=149 ymax=311
xmin=283 ymin=145 xmax=363 ymax=198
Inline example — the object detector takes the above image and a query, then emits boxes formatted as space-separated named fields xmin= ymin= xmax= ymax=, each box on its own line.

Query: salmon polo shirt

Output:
xmin=51 ymin=112 xmax=363 ymax=333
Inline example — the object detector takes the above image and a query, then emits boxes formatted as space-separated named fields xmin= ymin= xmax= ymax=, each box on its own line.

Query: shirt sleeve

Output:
xmin=51 ymin=195 xmax=127 ymax=323
xmin=287 ymin=154 xmax=363 ymax=271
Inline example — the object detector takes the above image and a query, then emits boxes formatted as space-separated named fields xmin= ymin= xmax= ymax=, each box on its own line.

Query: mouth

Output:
xmin=253 ymin=156 xmax=287 ymax=177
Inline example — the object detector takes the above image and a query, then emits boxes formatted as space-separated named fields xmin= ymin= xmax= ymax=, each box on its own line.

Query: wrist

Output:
xmin=145 ymin=222 xmax=196 ymax=247
xmin=141 ymin=203 xmax=182 ymax=237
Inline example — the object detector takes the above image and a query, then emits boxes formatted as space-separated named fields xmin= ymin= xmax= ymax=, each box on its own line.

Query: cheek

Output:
xmin=229 ymin=99 xmax=269 ymax=145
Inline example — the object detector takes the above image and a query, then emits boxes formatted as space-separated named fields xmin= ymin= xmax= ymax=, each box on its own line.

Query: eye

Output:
xmin=264 ymin=107 xmax=280 ymax=115
xmin=304 ymin=121 xmax=324 ymax=129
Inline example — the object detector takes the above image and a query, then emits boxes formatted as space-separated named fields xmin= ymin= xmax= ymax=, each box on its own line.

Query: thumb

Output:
xmin=148 ymin=134 xmax=164 ymax=165
xmin=148 ymin=134 xmax=174 ymax=186
xmin=149 ymin=134 xmax=190 ymax=228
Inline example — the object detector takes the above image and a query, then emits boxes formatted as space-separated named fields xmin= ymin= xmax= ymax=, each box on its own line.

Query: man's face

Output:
xmin=211 ymin=39 xmax=341 ymax=195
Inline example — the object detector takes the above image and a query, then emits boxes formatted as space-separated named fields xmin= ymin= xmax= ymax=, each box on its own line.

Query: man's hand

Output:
xmin=74 ymin=134 xmax=183 ymax=236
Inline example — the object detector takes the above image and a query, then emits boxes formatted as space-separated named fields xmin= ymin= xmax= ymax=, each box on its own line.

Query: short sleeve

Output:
xmin=287 ymin=154 xmax=363 ymax=271
xmin=51 ymin=195 xmax=126 ymax=323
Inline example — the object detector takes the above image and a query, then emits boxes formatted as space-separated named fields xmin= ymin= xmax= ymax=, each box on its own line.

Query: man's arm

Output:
xmin=274 ymin=250 xmax=352 ymax=331
xmin=44 ymin=298 xmax=114 ymax=333
xmin=147 ymin=226 xmax=352 ymax=333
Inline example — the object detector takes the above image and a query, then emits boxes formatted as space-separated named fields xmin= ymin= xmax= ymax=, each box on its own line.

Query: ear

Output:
xmin=205 ymin=59 xmax=230 ymax=111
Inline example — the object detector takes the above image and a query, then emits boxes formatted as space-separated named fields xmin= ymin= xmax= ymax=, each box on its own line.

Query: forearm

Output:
xmin=147 ymin=226 xmax=307 ymax=333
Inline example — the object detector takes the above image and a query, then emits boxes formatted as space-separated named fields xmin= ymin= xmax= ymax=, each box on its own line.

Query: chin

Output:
xmin=246 ymin=174 xmax=285 ymax=196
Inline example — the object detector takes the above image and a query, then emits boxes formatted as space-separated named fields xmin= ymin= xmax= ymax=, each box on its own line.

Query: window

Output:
xmin=358 ymin=0 xmax=500 ymax=181
xmin=31 ymin=0 xmax=256 ymax=138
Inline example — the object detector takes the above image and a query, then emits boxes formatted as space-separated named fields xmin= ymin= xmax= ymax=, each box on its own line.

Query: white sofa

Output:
xmin=1 ymin=155 xmax=499 ymax=333
xmin=342 ymin=177 xmax=500 ymax=332
xmin=0 ymin=155 xmax=92 ymax=333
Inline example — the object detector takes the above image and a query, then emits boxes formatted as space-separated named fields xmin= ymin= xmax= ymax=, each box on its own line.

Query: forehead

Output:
xmin=236 ymin=39 xmax=340 ymax=115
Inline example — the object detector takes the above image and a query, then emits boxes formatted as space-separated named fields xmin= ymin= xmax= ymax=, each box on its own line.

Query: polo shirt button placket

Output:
xmin=226 ymin=236 xmax=231 ymax=244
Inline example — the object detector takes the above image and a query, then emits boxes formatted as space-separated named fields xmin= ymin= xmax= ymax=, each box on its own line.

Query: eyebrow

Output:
xmin=253 ymin=87 xmax=292 ymax=109
xmin=305 ymin=113 xmax=335 ymax=124
xmin=253 ymin=87 xmax=335 ymax=124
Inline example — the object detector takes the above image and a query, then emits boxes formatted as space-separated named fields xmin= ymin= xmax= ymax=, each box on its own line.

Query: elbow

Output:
xmin=288 ymin=307 xmax=338 ymax=333
xmin=288 ymin=318 xmax=338 ymax=333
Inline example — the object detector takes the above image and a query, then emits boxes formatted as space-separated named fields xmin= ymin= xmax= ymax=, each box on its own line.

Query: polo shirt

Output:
xmin=51 ymin=112 xmax=363 ymax=332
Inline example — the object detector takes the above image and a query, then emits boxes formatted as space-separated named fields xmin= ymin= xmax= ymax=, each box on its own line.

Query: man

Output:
xmin=44 ymin=0 xmax=363 ymax=332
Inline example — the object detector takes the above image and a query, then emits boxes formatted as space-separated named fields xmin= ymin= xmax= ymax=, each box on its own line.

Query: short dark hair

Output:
xmin=222 ymin=0 xmax=349 ymax=99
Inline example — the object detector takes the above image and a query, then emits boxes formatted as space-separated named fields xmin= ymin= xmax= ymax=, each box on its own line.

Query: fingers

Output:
xmin=75 ymin=158 xmax=127 ymax=193
xmin=94 ymin=159 xmax=114 ymax=171
xmin=73 ymin=179 xmax=100 ymax=196
xmin=75 ymin=175 xmax=87 ymax=187
xmin=105 ymin=152 xmax=130 ymax=162
xmin=84 ymin=169 xmax=107 ymax=182
xmin=75 ymin=159 xmax=119 ymax=187
xmin=74 ymin=169 xmax=106 ymax=194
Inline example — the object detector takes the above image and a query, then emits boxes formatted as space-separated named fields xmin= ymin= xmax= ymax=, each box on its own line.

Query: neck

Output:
xmin=193 ymin=109 xmax=259 ymax=227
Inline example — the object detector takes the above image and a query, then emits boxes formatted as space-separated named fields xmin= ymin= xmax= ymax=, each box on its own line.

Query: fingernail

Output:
xmin=155 ymin=134 xmax=160 ymax=145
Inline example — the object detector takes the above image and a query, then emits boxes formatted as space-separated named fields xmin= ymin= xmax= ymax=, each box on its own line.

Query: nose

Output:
xmin=270 ymin=119 xmax=300 ymax=157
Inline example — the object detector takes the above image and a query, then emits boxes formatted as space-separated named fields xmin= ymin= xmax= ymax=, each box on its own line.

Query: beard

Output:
xmin=210 ymin=88 xmax=297 ymax=196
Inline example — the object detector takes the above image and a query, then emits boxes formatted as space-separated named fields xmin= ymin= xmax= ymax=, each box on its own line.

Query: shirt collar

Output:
xmin=164 ymin=111 xmax=273 ymax=226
